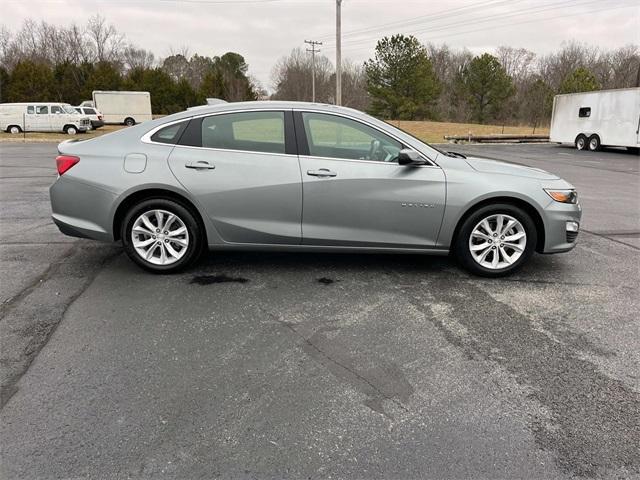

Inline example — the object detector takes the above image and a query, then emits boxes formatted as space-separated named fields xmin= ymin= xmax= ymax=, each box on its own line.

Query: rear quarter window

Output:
xmin=150 ymin=121 xmax=188 ymax=144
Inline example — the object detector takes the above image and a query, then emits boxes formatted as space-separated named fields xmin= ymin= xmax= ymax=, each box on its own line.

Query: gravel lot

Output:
xmin=0 ymin=142 xmax=638 ymax=479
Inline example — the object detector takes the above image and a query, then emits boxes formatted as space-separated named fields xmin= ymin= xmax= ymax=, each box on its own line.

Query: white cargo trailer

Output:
xmin=92 ymin=91 xmax=153 ymax=126
xmin=549 ymin=87 xmax=640 ymax=152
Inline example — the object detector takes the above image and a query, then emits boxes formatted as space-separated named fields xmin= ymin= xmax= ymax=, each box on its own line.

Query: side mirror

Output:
xmin=397 ymin=149 xmax=426 ymax=166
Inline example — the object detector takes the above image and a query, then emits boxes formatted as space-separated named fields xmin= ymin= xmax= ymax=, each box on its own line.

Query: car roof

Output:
xmin=164 ymin=100 xmax=368 ymax=122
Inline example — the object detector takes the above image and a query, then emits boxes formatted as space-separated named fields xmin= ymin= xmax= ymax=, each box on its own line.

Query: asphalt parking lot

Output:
xmin=1 ymin=142 xmax=638 ymax=479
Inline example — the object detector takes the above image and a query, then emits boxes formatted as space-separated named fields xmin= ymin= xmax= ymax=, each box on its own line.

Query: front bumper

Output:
xmin=541 ymin=201 xmax=582 ymax=253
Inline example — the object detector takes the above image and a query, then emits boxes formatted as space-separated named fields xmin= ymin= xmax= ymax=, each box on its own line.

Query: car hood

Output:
xmin=463 ymin=156 xmax=560 ymax=180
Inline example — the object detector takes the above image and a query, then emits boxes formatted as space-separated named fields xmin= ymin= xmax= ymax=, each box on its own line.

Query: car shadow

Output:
xmin=196 ymin=250 xmax=454 ymax=276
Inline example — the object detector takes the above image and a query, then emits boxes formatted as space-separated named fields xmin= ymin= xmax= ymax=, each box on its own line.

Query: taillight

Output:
xmin=98 ymin=115 xmax=102 ymax=120
xmin=56 ymin=155 xmax=80 ymax=175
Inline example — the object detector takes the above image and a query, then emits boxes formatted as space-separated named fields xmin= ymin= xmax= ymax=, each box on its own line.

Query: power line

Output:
xmin=325 ymin=2 xmax=636 ymax=56
xmin=324 ymin=0 xmax=607 ymax=48
xmin=304 ymin=39 xmax=322 ymax=102
xmin=317 ymin=0 xmax=521 ymax=41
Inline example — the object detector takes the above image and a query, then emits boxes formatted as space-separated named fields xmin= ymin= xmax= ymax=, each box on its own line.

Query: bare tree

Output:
xmin=339 ymin=60 xmax=369 ymax=110
xmin=271 ymin=47 xmax=333 ymax=102
xmin=86 ymin=14 xmax=124 ymax=63
xmin=161 ymin=53 xmax=191 ymax=82
xmin=124 ymin=45 xmax=155 ymax=71
xmin=495 ymin=46 xmax=536 ymax=82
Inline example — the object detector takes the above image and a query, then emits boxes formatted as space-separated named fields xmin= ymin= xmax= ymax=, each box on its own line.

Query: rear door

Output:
xmin=167 ymin=110 xmax=303 ymax=244
xmin=25 ymin=105 xmax=50 ymax=131
xmin=296 ymin=111 xmax=446 ymax=248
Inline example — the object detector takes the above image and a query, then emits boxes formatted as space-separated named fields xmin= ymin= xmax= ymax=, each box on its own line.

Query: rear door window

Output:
xmin=200 ymin=111 xmax=285 ymax=154
xmin=578 ymin=107 xmax=591 ymax=118
xmin=36 ymin=106 xmax=48 ymax=114
xmin=84 ymin=108 xmax=97 ymax=115
xmin=27 ymin=106 xmax=35 ymax=114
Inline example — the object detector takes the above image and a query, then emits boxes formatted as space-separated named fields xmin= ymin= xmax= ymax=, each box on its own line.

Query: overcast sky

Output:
xmin=4 ymin=0 xmax=639 ymax=90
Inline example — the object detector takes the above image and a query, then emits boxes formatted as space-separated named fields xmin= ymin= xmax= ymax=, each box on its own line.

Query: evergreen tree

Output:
xmin=364 ymin=34 xmax=440 ymax=120
xmin=460 ymin=53 xmax=515 ymax=123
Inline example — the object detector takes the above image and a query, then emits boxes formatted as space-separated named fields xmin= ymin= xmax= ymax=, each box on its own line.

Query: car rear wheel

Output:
xmin=575 ymin=134 xmax=587 ymax=151
xmin=454 ymin=204 xmax=537 ymax=277
xmin=8 ymin=125 xmax=22 ymax=134
xmin=588 ymin=134 xmax=601 ymax=151
xmin=122 ymin=199 xmax=203 ymax=273
xmin=124 ymin=117 xmax=136 ymax=127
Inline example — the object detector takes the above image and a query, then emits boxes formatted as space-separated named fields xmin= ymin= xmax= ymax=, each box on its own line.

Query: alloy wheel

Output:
xmin=131 ymin=209 xmax=189 ymax=266
xmin=468 ymin=214 xmax=527 ymax=270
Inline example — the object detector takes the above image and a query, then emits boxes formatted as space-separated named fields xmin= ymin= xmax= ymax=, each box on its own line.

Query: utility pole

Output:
xmin=305 ymin=39 xmax=322 ymax=102
xmin=335 ymin=0 xmax=342 ymax=105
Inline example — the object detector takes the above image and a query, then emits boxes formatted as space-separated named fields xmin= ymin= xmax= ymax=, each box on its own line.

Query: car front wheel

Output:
xmin=454 ymin=204 xmax=537 ymax=277
xmin=122 ymin=199 xmax=203 ymax=273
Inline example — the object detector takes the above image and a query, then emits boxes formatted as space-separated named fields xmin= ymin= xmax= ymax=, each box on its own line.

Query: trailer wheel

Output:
xmin=575 ymin=134 xmax=587 ymax=151
xmin=7 ymin=125 xmax=22 ymax=134
xmin=124 ymin=117 xmax=136 ymax=127
xmin=588 ymin=135 xmax=601 ymax=151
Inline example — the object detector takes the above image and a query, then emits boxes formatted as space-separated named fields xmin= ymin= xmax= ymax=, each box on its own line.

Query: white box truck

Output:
xmin=549 ymin=87 xmax=640 ymax=152
xmin=91 ymin=91 xmax=153 ymax=126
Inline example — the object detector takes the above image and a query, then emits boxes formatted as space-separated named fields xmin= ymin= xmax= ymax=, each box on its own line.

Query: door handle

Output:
xmin=185 ymin=160 xmax=215 ymax=170
xmin=307 ymin=168 xmax=337 ymax=178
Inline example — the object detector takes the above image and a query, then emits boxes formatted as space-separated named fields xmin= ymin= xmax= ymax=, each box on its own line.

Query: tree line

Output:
xmin=0 ymin=16 xmax=260 ymax=112
xmin=273 ymin=36 xmax=639 ymax=127
xmin=1 ymin=17 xmax=638 ymax=126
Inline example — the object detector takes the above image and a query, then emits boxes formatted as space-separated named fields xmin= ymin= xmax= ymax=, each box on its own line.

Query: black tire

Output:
xmin=64 ymin=125 xmax=78 ymax=135
xmin=575 ymin=134 xmax=587 ymax=151
xmin=454 ymin=203 xmax=537 ymax=278
xmin=121 ymin=198 xmax=203 ymax=273
xmin=627 ymin=147 xmax=639 ymax=155
xmin=588 ymin=134 xmax=600 ymax=151
xmin=7 ymin=125 xmax=22 ymax=134
xmin=124 ymin=117 xmax=136 ymax=127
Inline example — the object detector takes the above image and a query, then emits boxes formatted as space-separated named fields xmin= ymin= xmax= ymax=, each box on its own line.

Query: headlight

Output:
xmin=544 ymin=189 xmax=578 ymax=204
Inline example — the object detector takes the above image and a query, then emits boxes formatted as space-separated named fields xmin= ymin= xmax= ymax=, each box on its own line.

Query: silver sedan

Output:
xmin=49 ymin=101 xmax=581 ymax=277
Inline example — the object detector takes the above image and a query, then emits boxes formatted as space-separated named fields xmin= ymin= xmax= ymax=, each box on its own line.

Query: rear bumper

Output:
xmin=90 ymin=120 xmax=105 ymax=129
xmin=50 ymin=176 xmax=116 ymax=242
xmin=541 ymin=201 xmax=582 ymax=253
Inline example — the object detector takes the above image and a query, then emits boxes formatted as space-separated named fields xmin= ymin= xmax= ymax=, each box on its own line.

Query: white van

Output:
xmin=91 ymin=91 xmax=153 ymax=126
xmin=550 ymin=87 xmax=640 ymax=152
xmin=0 ymin=102 xmax=91 ymax=135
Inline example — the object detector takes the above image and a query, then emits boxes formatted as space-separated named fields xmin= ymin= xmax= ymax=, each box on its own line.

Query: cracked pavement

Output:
xmin=0 ymin=142 xmax=638 ymax=479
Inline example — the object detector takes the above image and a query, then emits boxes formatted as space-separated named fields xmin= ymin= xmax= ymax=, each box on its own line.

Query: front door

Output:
xmin=167 ymin=110 xmax=302 ymax=245
xmin=297 ymin=112 xmax=446 ymax=248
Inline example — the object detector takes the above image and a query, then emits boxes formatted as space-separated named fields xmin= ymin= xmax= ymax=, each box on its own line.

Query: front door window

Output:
xmin=302 ymin=112 xmax=402 ymax=162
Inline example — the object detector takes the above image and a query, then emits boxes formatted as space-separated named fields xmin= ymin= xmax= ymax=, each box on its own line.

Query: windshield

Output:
xmin=63 ymin=106 xmax=77 ymax=114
